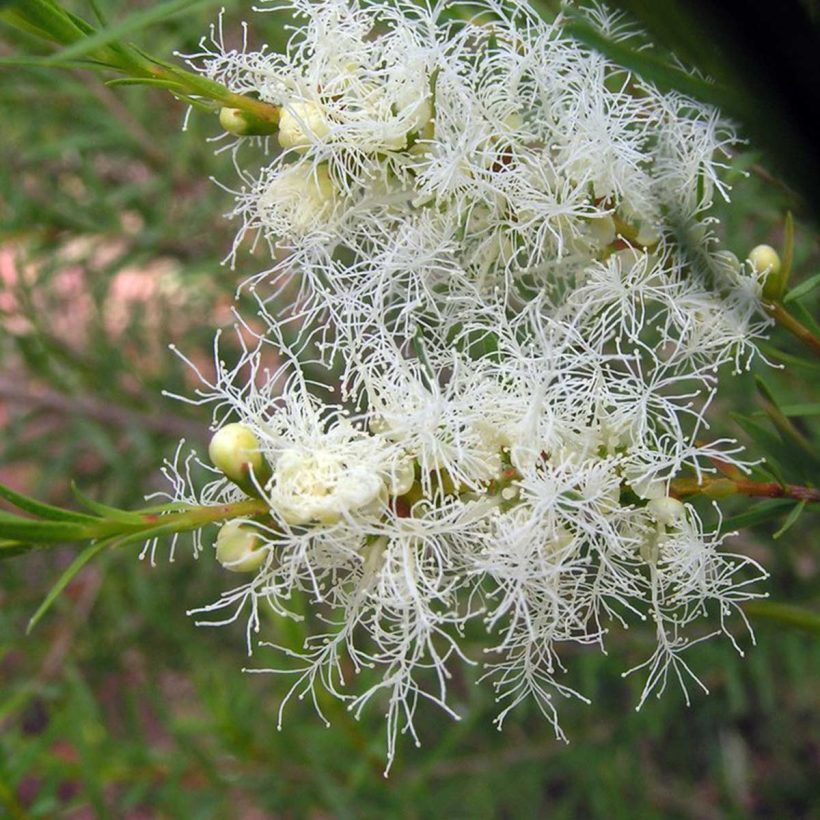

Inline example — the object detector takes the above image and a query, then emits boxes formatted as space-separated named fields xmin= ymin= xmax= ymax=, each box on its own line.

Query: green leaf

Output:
xmin=0 ymin=481 xmax=98 ymax=523
xmin=0 ymin=56 xmax=63 ymax=68
xmin=70 ymin=482 xmax=144 ymax=525
xmin=106 ymin=519 xmax=189 ymax=549
xmin=754 ymin=403 xmax=820 ymax=418
xmin=755 ymin=376 xmax=818 ymax=466
xmin=730 ymin=412 xmax=785 ymax=460
xmin=754 ymin=376 xmax=778 ymax=407
xmin=0 ymin=512 xmax=91 ymax=542
xmin=784 ymin=273 xmax=820 ymax=304
xmin=0 ymin=538 xmax=37 ymax=560
xmin=161 ymin=63 xmax=245 ymax=103
xmin=562 ymin=18 xmax=734 ymax=110
xmin=27 ymin=538 xmax=111 ymax=633
xmin=168 ymin=93 xmax=218 ymax=112
xmin=773 ymin=500 xmax=807 ymax=539
xmin=743 ymin=600 xmax=820 ymax=636
xmin=87 ymin=0 xmax=107 ymax=26
xmin=27 ymin=518 xmax=192 ymax=632
xmin=779 ymin=211 xmax=795 ymax=297
xmin=792 ymin=300 xmax=820 ymax=335
xmin=719 ymin=499 xmax=793 ymax=533
xmin=0 ymin=1 xmax=88 ymax=46
xmin=42 ymin=0 xmax=224 ymax=65
xmin=135 ymin=500 xmax=192 ymax=515
xmin=105 ymin=77 xmax=187 ymax=91
xmin=758 ymin=343 xmax=820 ymax=371
xmin=755 ymin=459 xmax=788 ymax=488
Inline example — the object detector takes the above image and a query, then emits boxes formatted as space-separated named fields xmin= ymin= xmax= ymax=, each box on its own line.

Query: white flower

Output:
xmin=646 ymin=495 xmax=686 ymax=526
xmin=255 ymin=161 xmax=339 ymax=236
xmin=164 ymin=0 xmax=776 ymax=768
xmin=278 ymin=100 xmax=332 ymax=150
xmin=268 ymin=435 xmax=412 ymax=526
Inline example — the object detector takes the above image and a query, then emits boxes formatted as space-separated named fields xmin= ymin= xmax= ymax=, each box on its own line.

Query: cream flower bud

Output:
xmin=257 ymin=163 xmax=337 ymax=235
xmin=712 ymin=250 xmax=741 ymax=278
xmin=585 ymin=214 xmax=616 ymax=249
xmin=218 ymin=107 xmax=279 ymax=137
xmin=220 ymin=107 xmax=250 ymax=135
xmin=278 ymin=101 xmax=331 ymax=150
xmin=646 ymin=496 xmax=686 ymax=526
xmin=634 ymin=220 xmax=660 ymax=248
xmin=386 ymin=456 xmax=416 ymax=496
xmin=389 ymin=85 xmax=433 ymax=148
xmin=208 ymin=423 xmax=265 ymax=483
xmin=611 ymin=247 xmax=647 ymax=270
xmin=640 ymin=531 xmax=661 ymax=564
xmin=215 ymin=521 xmax=266 ymax=573
xmin=747 ymin=244 xmax=781 ymax=277
xmin=749 ymin=244 xmax=784 ymax=300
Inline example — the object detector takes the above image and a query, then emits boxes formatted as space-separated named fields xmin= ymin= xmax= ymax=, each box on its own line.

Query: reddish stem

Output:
xmin=765 ymin=301 xmax=820 ymax=356
xmin=670 ymin=476 xmax=820 ymax=503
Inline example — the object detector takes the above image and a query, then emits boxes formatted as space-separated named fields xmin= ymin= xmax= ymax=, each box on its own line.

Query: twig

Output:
xmin=670 ymin=475 xmax=820 ymax=503
xmin=765 ymin=301 xmax=820 ymax=356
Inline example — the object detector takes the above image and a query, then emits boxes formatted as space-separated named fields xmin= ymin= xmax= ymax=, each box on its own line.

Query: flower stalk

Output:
xmin=764 ymin=300 xmax=820 ymax=356
xmin=0 ymin=483 xmax=269 ymax=557
xmin=670 ymin=476 xmax=820 ymax=503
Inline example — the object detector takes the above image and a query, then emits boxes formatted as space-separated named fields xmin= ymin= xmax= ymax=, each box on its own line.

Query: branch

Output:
xmin=765 ymin=301 xmax=820 ymax=356
xmin=0 ymin=487 xmax=270 ymax=554
xmin=670 ymin=475 xmax=820 ymax=503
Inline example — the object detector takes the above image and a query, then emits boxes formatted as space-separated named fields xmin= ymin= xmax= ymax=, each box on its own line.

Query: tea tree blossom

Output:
xmin=164 ymin=0 xmax=774 ymax=768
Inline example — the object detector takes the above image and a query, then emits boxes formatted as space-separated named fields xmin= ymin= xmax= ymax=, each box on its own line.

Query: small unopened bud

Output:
xmin=586 ymin=215 xmax=616 ymax=249
xmin=646 ymin=496 xmax=685 ymax=526
xmin=220 ymin=107 xmax=250 ymax=135
xmin=748 ymin=244 xmax=783 ymax=300
xmin=209 ymin=423 xmax=265 ymax=484
xmin=640 ymin=531 xmax=661 ymax=564
xmin=219 ymin=107 xmax=279 ymax=137
xmin=215 ymin=521 xmax=266 ymax=573
xmin=634 ymin=220 xmax=660 ymax=248
xmin=387 ymin=457 xmax=416 ymax=496
xmin=712 ymin=250 xmax=741 ymax=278
xmin=748 ymin=244 xmax=781 ymax=277
xmin=278 ymin=101 xmax=331 ymax=150
xmin=257 ymin=163 xmax=338 ymax=235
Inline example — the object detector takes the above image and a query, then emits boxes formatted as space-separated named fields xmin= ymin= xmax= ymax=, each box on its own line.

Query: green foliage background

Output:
xmin=0 ymin=1 xmax=818 ymax=816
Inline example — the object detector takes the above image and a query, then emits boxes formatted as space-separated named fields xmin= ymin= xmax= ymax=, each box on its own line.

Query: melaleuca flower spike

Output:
xmin=162 ymin=0 xmax=777 ymax=767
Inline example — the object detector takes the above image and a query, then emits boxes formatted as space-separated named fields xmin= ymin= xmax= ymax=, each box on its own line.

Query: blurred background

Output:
xmin=1 ymin=1 xmax=818 ymax=817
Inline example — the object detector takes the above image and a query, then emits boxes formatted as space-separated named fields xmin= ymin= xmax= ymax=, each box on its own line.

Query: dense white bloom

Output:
xmin=167 ymin=0 xmax=775 ymax=768
xmin=255 ymin=160 xmax=340 ymax=237
xmin=268 ymin=432 xmax=413 ymax=525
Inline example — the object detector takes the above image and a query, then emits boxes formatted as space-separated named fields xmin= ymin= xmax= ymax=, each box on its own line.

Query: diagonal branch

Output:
xmin=670 ymin=475 xmax=820 ymax=503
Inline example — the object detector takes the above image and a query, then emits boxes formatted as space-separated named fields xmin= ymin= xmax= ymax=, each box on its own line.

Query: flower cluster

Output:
xmin=166 ymin=0 xmax=771 ymax=767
